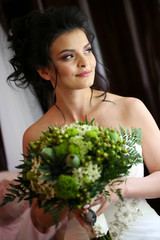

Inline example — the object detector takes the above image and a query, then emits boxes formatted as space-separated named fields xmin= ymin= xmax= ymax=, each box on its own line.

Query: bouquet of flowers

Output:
xmin=0 ymin=118 xmax=143 ymax=239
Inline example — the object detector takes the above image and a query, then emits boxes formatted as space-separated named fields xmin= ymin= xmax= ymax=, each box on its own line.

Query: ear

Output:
xmin=37 ymin=67 xmax=51 ymax=81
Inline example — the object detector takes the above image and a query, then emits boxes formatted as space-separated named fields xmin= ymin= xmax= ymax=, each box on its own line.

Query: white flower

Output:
xmin=72 ymin=162 xmax=101 ymax=188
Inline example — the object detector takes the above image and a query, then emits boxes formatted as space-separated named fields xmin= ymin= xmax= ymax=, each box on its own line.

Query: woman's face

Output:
xmin=49 ymin=29 xmax=96 ymax=90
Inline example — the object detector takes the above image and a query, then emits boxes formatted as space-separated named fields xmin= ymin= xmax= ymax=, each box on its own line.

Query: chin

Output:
xmin=80 ymin=82 xmax=94 ymax=90
xmin=83 ymin=77 xmax=94 ymax=88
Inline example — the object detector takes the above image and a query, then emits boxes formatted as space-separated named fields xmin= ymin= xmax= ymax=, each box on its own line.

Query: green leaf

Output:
xmin=85 ymin=115 xmax=89 ymax=124
xmin=119 ymin=125 xmax=126 ymax=139
xmin=42 ymin=200 xmax=66 ymax=227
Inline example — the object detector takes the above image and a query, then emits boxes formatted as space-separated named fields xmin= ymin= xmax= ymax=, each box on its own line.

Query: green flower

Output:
xmin=68 ymin=144 xmax=80 ymax=154
xmin=65 ymin=128 xmax=79 ymax=137
xmin=54 ymin=140 xmax=68 ymax=158
xmin=72 ymin=162 xmax=101 ymax=187
xmin=69 ymin=136 xmax=93 ymax=157
xmin=54 ymin=175 xmax=79 ymax=199
xmin=85 ymin=130 xmax=98 ymax=139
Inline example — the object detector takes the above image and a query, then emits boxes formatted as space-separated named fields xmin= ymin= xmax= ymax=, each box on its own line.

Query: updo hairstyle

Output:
xmin=7 ymin=6 xmax=108 ymax=112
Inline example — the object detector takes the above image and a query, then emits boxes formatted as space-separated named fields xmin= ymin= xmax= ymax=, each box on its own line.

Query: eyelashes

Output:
xmin=62 ymin=54 xmax=74 ymax=60
xmin=61 ymin=47 xmax=93 ymax=61
xmin=85 ymin=47 xmax=92 ymax=54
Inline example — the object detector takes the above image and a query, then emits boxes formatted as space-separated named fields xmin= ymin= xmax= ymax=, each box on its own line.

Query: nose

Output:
xmin=77 ymin=55 xmax=88 ymax=68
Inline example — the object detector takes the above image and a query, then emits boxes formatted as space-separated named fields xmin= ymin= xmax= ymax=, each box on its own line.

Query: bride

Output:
xmin=5 ymin=6 xmax=160 ymax=240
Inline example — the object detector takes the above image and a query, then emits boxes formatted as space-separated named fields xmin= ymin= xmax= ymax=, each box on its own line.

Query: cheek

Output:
xmin=91 ymin=55 xmax=96 ymax=69
xmin=57 ymin=65 xmax=74 ymax=78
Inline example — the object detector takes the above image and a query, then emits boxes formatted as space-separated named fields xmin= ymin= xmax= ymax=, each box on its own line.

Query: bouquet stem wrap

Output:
xmin=84 ymin=204 xmax=112 ymax=239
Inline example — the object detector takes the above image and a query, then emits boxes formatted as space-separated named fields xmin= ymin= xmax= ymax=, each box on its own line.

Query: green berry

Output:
xmin=80 ymin=158 xmax=85 ymax=164
xmin=29 ymin=142 xmax=37 ymax=150
xmin=76 ymin=193 xmax=81 ymax=198
xmin=83 ymin=188 xmax=87 ymax=192
xmin=86 ymin=155 xmax=92 ymax=161
xmin=103 ymin=152 xmax=109 ymax=158
xmin=99 ymin=126 xmax=103 ymax=131
xmin=64 ymin=134 xmax=69 ymax=138
xmin=122 ymin=160 xmax=126 ymax=166
xmin=122 ymin=148 xmax=128 ymax=153
xmin=96 ymin=149 xmax=101 ymax=156
xmin=96 ymin=157 xmax=102 ymax=163
xmin=83 ymin=175 xmax=91 ymax=184
xmin=84 ymin=162 xmax=89 ymax=167
xmin=76 ymin=204 xmax=82 ymax=209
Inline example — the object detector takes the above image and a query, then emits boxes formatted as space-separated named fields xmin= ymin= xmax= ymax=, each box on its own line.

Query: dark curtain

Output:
xmin=86 ymin=0 xmax=160 ymax=127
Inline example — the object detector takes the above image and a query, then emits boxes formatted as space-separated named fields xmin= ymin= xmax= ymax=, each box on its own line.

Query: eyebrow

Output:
xmin=58 ymin=42 xmax=90 ymax=55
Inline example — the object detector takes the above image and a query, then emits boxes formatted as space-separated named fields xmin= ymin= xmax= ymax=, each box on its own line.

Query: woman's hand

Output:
xmin=90 ymin=188 xmax=120 ymax=216
xmin=91 ymin=179 xmax=126 ymax=216
xmin=70 ymin=178 xmax=127 ymax=230
xmin=73 ymin=178 xmax=126 ymax=228
xmin=31 ymin=198 xmax=69 ymax=233
xmin=71 ymin=207 xmax=89 ymax=229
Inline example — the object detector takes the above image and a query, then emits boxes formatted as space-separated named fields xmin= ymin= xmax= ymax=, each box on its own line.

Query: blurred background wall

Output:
xmin=0 ymin=0 xmax=160 ymax=212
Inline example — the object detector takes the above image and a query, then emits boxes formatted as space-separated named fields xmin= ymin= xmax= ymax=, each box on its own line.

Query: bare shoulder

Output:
xmin=23 ymin=107 xmax=56 ymax=154
xmin=107 ymin=93 xmax=160 ymax=173
xmin=108 ymin=92 xmax=144 ymax=108
xmin=120 ymin=95 xmax=147 ymax=115
xmin=23 ymin=121 xmax=43 ymax=145
xmin=23 ymin=119 xmax=45 ymax=155
xmin=108 ymin=93 xmax=149 ymax=123
xmin=108 ymin=94 xmax=154 ymax=127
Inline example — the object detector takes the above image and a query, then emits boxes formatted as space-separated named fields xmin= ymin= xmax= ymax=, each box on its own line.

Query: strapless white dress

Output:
xmin=64 ymin=145 xmax=160 ymax=240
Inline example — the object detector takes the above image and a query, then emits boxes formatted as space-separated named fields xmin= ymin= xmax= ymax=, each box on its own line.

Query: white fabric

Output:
xmin=0 ymin=24 xmax=43 ymax=171
xmin=64 ymin=145 xmax=160 ymax=240
xmin=0 ymin=25 xmax=58 ymax=240
xmin=0 ymin=206 xmax=60 ymax=240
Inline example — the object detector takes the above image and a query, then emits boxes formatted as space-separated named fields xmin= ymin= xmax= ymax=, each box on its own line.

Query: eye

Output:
xmin=62 ymin=54 xmax=74 ymax=60
xmin=85 ymin=47 xmax=92 ymax=54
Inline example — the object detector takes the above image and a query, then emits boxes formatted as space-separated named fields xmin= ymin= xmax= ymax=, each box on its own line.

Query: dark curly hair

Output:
xmin=7 ymin=6 xmax=109 ymax=112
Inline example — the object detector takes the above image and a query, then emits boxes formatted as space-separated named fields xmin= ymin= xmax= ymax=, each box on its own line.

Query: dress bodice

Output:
xmin=64 ymin=144 xmax=160 ymax=240
xmin=127 ymin=143 xmax=144 ymax=178
xmin=103 ymin=144 xmax=160 ymax=239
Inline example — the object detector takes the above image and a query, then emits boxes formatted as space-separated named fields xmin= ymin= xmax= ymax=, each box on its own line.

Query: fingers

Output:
xmin=96 ymin=200 xmax=110 ymax=216
xmin=73 ymin=212 xmax=87 ymax=228
xmin=89 ymin=193 xmax=112 ymax=216
xmin=72 ymin=208 xmax=88 ymax=215
xmin=72 ymin=207 xmax=89 ymax=229
xmin=90 ymin=194 xmax=106 ymax=207
xmin=72 ymin=191 xmax=114 ymax=227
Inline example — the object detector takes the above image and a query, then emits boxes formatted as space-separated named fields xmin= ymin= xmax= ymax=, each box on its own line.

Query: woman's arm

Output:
xmin=124 ymin=98 xmax=160 ymax=197
xmin=31 ymin=198 xmax=68 ymax=233
xmin=95 ymin=98 xmax=160 ymax=216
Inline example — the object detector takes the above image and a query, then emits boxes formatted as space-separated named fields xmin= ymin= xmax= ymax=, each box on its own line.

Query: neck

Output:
xmin=55 ymin=87 xmax=95 ymax=122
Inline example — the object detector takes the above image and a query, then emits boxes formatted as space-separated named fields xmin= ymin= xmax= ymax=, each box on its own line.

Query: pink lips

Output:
xmin=76 ymin=71 xmax=91 ymax=77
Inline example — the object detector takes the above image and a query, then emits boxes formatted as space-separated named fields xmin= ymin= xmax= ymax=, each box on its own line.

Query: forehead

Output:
xmin=50 ymin=29 xmax=89 ymax=55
